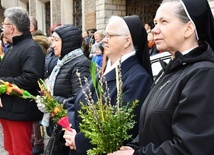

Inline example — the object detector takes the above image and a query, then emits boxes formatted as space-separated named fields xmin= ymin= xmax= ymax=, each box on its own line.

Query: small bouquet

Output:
xmin=0 ymin=79 xmax=68 ymax=128
xmin=37 ymin=79 xmax=67 ymax=125
xmin=0 ymin=80 xmax=34 ymax=99
xmin=77 ymin=62 xmax=138 ymax=155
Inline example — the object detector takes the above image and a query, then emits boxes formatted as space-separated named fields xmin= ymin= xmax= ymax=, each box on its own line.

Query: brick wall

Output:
xmin=95 ymin=0 xmax=126 ymax=31
xmin=1 ymin=0 xmax=214 ymax=32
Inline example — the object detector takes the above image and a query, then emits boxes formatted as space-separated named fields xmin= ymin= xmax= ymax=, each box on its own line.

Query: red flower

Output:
xmin=57 ymin=116 xmax=72 ymax=131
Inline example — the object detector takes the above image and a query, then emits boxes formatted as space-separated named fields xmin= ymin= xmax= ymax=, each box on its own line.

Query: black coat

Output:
xmin=53 ymin=55 xmax=91 ymax=104
xmin=67 ymin=56 xmax=153 ymax=155
xmin=49 ymin=55 xmax=90 ymax=155
xmin=51 ymin=25 xmax=91 ymax=104
xmin=128 ymin=42 xmax=214 ymax=155
xmin=0 ymin=31 xmax=45 ymax=121
xmin=44 ymin=48 xmax=58 ymax=79
xmin=47 ymin=24 xmax=91 ymax=155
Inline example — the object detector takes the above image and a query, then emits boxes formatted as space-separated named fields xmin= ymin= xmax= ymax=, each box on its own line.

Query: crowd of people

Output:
xmin=0 ymin=0 xmax=214 ymax=155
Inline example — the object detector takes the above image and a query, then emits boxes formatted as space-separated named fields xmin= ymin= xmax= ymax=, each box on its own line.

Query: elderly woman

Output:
xmin=36 ymin=24 xmax=91 ymax=155
xmin=89 ymin=30 xmax=105 ymax=59
xmin=63 ymin=15 xmax=153 ymax=155
xmin=108 ymin=0 xmax=214 ymax=155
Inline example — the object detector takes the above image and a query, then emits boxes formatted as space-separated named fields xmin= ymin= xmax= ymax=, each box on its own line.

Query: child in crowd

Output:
xmin=91 ymin=44 xmax=104 ymax=67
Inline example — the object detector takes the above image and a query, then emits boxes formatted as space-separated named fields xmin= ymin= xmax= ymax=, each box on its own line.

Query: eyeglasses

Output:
xmin=2 ymin=22 xmax=12 ymax=27
xmin=105 ymin=33 xmax=125 ymax=39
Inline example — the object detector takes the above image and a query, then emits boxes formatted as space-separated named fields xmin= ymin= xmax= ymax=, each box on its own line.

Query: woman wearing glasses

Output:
xmin=108 ymin=0 xmax=214 ymax=155
xmin=63 ymin=15 xmax=153 ymax=155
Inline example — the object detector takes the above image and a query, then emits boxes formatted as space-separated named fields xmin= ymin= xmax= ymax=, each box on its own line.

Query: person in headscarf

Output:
xmin=35 ymin=24 xmax=91 ymax=155
xmin=107 ymin=0 xmax=214 ymax=155
xmin=63 ymin=15 xmax=153 ymax=155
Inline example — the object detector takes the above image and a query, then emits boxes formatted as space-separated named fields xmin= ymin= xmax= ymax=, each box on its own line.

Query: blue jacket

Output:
xmin=66 ymin=55 xmax=153 ymax=155
xmin=91 ymin=54 xmax=103 ymax=67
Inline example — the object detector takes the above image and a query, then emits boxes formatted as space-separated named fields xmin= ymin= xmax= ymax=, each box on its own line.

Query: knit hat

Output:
xmin=180 ymin=0 xmax=214 ymax=50
xmin=123 ymin=15 xmax=153 ymax=79
xmin=54 ymin=24 xmax=82 ymax=59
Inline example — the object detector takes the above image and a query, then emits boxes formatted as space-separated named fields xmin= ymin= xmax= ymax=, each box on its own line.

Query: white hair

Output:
xmin=107 ymin=15 xmax=130 ymax=36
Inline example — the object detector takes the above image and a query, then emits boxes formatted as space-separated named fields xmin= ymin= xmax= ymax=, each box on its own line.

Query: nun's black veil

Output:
xmin=181 ymin=0 xmax=214 ymax=50
xmin=123 ymin=15 xmax=153 ymax=79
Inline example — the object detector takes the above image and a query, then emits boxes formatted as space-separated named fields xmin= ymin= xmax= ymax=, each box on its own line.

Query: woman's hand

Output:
xmin=107 ymin=146 xmax=134 ymax=155
xmin=35 ymin=95 xmax=48 ymax=113
xmin=63 ymin=128 xmax=77 ymax=150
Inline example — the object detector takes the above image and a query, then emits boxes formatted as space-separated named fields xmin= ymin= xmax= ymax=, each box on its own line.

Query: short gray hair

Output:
xmin=94 ymin=30 xmax=104 ymax=39
xmin=4 ymin=7 xmax=30 ymax=32
xmin=29 ymin=16 xmax=38 ymax=31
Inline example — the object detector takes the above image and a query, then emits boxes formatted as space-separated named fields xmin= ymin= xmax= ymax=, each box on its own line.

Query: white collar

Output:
xmin=104 ymin=51 xmax=136 ymax=75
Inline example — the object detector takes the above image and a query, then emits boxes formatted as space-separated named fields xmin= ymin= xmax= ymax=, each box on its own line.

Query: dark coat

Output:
xmin=66 ymin=55 xmax=153 ymax=155
xmin=0 ymin=31 xmax=45 ymax=121
xmin=149 ymin=45 xmax=159 ymax=56
xmin=53 ymin=55 xmax=91 ymax=104
xmin=44 ymin=47 xmax=58 ymax=79
xmin=48 ymin=54 xmax=90 ymax=155
xmin=128 ymin=42 xmax=214 ymax=155
xmin=51 ymin=24 xmax=91 ymax=104
xmin=47 ymin=24 xmax=91 ymax=155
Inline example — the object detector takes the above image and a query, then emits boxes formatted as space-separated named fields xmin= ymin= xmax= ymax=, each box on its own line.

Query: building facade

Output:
xmin=1 ymin=0 xmax=214 ymax=35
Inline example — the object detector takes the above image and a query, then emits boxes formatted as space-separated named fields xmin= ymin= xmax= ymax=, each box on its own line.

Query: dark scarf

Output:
xmin=181 ymin=0 xmax=214 ymax=51
xmin=123 ymin=15 xmax=153 ymax=79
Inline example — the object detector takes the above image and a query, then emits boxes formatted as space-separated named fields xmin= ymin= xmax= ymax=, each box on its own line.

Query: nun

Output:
xmin=108 ymin=0 xmax=214 ymax=155
xmin=63 ymin=15 xmax=153 ymax=155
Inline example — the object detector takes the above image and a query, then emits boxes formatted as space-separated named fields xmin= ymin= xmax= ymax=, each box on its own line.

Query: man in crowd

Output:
xmin=0 ymin=7 xmax=45 ymax=155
